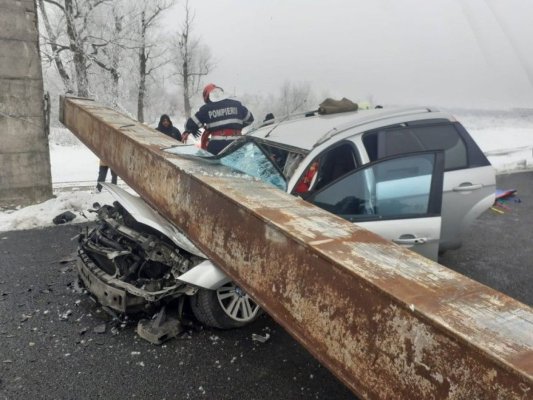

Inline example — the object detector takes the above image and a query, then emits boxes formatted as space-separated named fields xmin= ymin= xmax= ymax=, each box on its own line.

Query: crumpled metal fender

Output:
xmin=177 ymin=260 xmax=232 ymax=290
xmin=100 ymin=183 xmax=231 ymax=290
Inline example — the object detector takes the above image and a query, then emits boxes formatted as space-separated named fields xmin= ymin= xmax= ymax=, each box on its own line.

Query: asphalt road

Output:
xmin=439 ymin=170 xmax=533 ymax=306
xmin=0 ymin=171 xmax=531 ymax=399
xmin=0 ymin=227 xmax=354 ymax=400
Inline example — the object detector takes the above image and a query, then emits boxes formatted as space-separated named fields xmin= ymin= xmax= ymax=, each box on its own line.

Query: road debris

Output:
xmin=52 ymin=211 xmax=77 ymax=225
xmin=251 ymin=333 xmax=270 ymax=343
xmin=59 ymin=310 xmax=72 ymax=320
xmin=93 ymin=324 xmax=106 ymax=334
xmin=137 ymin=307 xmax=182 ymax=345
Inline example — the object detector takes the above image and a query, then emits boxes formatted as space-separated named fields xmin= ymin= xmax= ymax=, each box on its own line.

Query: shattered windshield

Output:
xmin=219 ymin=141 xmax=287 ymax=190
xmin=164 ymin=138 xmax=287 ymax=191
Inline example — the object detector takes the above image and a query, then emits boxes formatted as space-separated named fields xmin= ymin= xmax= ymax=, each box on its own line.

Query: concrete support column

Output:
xmin=0 ymin=0 xmax=53 ymax=207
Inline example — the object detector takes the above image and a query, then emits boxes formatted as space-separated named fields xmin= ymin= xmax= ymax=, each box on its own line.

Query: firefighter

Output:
xmin=182 ymin=84 xmax=254 ymax=155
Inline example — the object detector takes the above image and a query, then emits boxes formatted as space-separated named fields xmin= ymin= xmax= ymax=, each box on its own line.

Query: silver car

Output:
xmin=247 ymin=106 xmax=496 ymax=260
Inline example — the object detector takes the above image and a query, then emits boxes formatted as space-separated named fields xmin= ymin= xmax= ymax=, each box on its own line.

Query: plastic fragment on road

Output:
xmin=251 ymin=333 xmax=271 ymax=343
xmin=137 ymin=307 xmax=182 ymax=345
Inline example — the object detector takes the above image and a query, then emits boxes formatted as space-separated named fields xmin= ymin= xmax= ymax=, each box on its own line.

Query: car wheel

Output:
xmin=190 ymin=282 xmax=261 ymax=329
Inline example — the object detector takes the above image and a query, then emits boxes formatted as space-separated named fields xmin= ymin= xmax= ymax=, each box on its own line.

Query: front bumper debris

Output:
xmin=77 ymin=249 xmax=181 ymax=313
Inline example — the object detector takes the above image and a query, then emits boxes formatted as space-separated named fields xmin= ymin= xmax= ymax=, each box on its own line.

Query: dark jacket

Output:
xmin=185 ymin=98 xmax=254 ymax=137
xmin=156 ymin=114 xmax=182 ymax=141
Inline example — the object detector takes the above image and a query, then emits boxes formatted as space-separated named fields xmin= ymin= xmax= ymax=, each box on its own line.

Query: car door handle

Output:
xmin=453 ymin=183 xmax=483 ymax=192
xmin=393 ymin=237 xmax=427 ymax=245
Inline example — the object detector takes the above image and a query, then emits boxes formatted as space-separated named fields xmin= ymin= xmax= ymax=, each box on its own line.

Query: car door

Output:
xmin=439 ymin=122 xmax=495 ymax=251
xmin=362 ymin=121 xmax=495 ymax=252
xmin=304 ymin=151 xmax=445 ymax=261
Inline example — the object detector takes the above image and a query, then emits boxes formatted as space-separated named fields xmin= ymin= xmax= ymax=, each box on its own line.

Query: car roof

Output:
xmin=248 ymin=107 xmax=452 ymax=151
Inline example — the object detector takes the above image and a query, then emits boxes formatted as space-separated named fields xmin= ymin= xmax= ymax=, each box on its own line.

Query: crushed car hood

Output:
xmin=100 ymin=183 xmax=206 ymax=258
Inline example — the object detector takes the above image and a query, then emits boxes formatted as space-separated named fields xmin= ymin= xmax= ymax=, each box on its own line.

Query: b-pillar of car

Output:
xmin=60 ymin=96 xmax=532 ymax=400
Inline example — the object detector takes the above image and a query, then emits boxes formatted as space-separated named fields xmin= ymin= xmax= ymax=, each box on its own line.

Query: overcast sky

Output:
xmin=165 ymin=0 xmax=533 ymax=109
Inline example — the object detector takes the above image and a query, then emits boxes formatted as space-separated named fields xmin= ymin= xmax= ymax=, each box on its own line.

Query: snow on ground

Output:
xmin=1 ymin=111 xmax=532 ymax=232
xmin=454 ymin=109 xmax=533 ymax=172
xmin=0 ymin=128 xmax=114 ymax=232
xmin=49 ymin=127 xmax=100 ymax=184
xmin=50 ymin=142 xmax=100 ymax=184
xmin=0 ymin=190 xmax=114 ymax=232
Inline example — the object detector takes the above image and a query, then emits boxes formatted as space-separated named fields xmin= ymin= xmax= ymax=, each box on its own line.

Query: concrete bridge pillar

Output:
xmin=0 ymin=0 xmax=52 ymax=208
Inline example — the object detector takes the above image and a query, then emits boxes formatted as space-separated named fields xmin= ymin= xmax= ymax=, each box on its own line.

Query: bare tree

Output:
xmin=38 ymin=0 xmax=179 ymax=121
xmin=137 ymin=8 xmax=149 ymax=122
xmin=238 ymin=82 xmax=316 ymax=131
xmin=37 ymin=0 xmax=73 ymax=93
xmin=278 ymin=81 xmax=314 ymax=116
xmin=173 ymin=0 xmax=214 ymax=118
xmin=95 ymin=4 xmax=129 ymax=106
xmin=38 ymin=0 xmax=110 ymax=97
xmin=135 ymin=0 xmax=175 ymax=122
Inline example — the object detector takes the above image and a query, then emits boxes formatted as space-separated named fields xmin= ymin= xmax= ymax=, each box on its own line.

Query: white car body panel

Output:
xmin=440 ymin=166 xmax=496 ymax=250
xmin=358 ymin=217 xmax=442 ymax=261
xmin=177 ymin=260 xmax=231 ymax=289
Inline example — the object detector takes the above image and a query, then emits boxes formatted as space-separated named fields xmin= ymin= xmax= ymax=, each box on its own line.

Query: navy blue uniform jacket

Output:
xmin=185 ymin=98 xmax=254 ymax=137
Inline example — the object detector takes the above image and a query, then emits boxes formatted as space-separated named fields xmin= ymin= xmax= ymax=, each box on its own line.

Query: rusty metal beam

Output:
xmin=60 ymin=96 xmax=533 ymax=399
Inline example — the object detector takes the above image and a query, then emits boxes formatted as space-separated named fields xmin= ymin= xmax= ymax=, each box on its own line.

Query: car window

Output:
xmin=453 ymin=122 xmax=491 ymax=167
xmin=306 ymin=152 xmax=443 ymax=222
xmin=292 ymin=142 xmax=359 ymax=195
xmin=363 ymin=123 xmax=467 ymax=171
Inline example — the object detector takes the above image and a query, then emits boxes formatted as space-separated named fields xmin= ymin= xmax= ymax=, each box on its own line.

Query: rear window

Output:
xmin=363 ymin=123 xmax=467 ymax=171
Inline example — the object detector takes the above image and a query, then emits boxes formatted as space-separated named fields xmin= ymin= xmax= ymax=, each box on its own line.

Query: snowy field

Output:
xmin=451 ymin=109 xmax=533 ymax=172
xmin=1 ymin=109 xmax=532 ymax=232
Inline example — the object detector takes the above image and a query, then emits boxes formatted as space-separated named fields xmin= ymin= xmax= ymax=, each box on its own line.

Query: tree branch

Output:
xmin=43 ymin=0 xmax=65 ymax=11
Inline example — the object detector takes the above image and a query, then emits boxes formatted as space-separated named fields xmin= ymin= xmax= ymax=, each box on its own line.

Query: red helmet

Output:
xmin=202 ymin=83 xmax=219 ymax=103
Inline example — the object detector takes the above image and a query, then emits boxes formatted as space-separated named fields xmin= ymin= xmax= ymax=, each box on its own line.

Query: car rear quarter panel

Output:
xmin=440 ymin=166 xmax=496 ymax=251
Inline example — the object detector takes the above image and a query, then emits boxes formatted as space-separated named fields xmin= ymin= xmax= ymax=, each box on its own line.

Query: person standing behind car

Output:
xmin=262 ymin=113 xmax=275 ymax=126
xmin=181 ymin=84 xmax=254 ymax=155
xmin=96 ymin=160 xmax=117 ymax=192
xmin=156 ymin=114 xmax=182 ymax=141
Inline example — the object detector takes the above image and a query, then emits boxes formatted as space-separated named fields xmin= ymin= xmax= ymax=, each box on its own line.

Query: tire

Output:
xmin=190 ymin=282 xmax=261 ymax=329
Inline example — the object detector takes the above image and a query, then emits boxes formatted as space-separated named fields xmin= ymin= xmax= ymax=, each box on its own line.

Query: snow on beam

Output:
xmin=60 ymin=96 xmax=532 ymax=399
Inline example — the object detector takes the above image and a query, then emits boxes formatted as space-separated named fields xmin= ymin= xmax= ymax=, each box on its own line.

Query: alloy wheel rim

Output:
xmin=216 ymin=283 xmax=260 ymax=322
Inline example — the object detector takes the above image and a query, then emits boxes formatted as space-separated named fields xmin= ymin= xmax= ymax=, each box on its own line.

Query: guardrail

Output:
xmin=60 ymin=96 xmax=532 ymax=400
